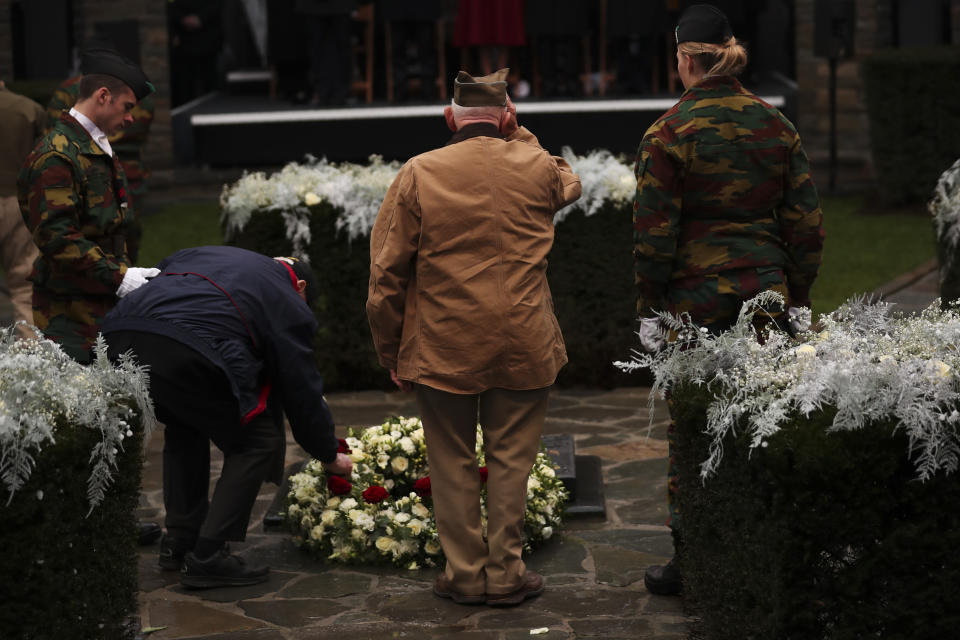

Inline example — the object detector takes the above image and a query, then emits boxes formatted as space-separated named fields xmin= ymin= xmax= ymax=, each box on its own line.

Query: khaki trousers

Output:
xmin=0 ymin=195 xmax=38 ymax=338
xmin=416 ymin=384 xmax=550 ymax=596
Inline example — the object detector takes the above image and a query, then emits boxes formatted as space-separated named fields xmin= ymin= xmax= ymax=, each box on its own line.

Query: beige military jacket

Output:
xmin=367 ymin=123 xmax=581 ymax=394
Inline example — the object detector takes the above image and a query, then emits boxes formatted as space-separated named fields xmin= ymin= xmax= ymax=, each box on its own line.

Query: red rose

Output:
xmin=479 ymin=467 xmax=489 ymax=483
xmin=327 ymin=475 xmax=353 ymax=495
xmin=414 ymin=476 xmax=432 ymax=497
xmin=337 ymin=438 xmax=351 ymax=454
xmin=362 ymin=485 xmax=390 ymax=504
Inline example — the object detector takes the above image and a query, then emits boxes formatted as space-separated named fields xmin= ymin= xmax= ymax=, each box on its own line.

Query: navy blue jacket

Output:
xmin=103 ymin=246 xmax=338 ymax=463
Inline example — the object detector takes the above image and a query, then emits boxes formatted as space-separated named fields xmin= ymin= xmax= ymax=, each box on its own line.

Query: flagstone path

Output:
xmin=135 ymin=387 xmax=688 ymax=639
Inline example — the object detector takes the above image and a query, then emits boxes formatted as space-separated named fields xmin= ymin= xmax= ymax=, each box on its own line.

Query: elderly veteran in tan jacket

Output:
xmin=367 ymin=68 xmax=581 ymax=606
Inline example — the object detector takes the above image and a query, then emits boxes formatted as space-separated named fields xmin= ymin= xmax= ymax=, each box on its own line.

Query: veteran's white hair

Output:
xmin=450 ymin=99 xmax=506 ymax=127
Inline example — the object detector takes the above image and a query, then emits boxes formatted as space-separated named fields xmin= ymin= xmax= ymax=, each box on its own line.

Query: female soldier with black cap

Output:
xmin=632 ymin=4 xmax=825 ymax=595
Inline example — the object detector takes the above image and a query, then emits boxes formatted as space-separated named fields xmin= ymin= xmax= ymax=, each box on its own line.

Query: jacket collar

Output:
xmin=679 ymin=75 xmax=742 ymax=102
xmin=446 ymin=122 xmax=504 ymax=146
xmin=58 ymin=111 xmax=109 ymax=157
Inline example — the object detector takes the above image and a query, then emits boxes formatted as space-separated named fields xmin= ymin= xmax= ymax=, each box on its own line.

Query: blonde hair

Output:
xmin=678 ymin=36 xmax=748 ymax=77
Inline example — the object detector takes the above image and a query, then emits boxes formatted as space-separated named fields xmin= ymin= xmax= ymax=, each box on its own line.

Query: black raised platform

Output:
xmin=174 ymin=85 xmax=792 ymax=167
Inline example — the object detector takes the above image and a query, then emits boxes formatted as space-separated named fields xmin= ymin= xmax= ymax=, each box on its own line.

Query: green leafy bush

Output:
xmin=862 ymin=46 xmax=960 ymax=205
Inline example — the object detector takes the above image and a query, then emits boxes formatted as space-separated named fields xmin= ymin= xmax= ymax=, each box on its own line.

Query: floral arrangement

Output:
xmin=930 ymin=158 xmax=960 ymax=250
xmin=219 ymin=149 xmax=636 ymax=254
xmin=0 ymin=328 xmax=156 ymax=511
xmin=616 ymin=292 xmax=960 ymax=482
xmin=285 ymin=416 xmax=568 ymax=569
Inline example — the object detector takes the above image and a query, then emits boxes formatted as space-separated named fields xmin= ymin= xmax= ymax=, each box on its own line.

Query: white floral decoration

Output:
xmin=930 ymin=158 xmax=960 ymax=268
xmin=0 ymin=328 xmax=157 ymax=512
xmin=220 ymin=149 xmax=636 ymax=250
xmin=556 ymin=146 xmax=635 ymax=222
xmin=616 ymin=292 xmax=960 ymax=482
xmin=285 ymin=415 xmax=568 ymax=567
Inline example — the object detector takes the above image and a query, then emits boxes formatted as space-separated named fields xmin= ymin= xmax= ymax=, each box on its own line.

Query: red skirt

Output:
xmin=453 ymin=0 xmax=526 ymax=47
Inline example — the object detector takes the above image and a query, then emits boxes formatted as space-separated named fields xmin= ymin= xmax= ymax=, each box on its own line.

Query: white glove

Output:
xmin=787 ymin=306 xmax=810 ymax=335
xmin=117 ymin=267 xmax=160 ymax=298
xmin=639 ymin=317 xmax=665 ymax=353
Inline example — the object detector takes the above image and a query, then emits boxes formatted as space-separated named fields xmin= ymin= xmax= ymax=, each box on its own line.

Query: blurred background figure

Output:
xmin=0 ymin=79 xmax=44 ymax=338
xmin=453 ymin=0 xmax=525 ymax=78
xmin=603 ymin=0 xmax=665 ymax=96
xmin=167 ymin=0 xmax=225 ymax=107
xmin=296 ymin=0 xmax=360 ymax=106
xmin=525 ymin=0 xmax=590 ymax=98
xmin=380 ymin=0 xmax=444 ymax=103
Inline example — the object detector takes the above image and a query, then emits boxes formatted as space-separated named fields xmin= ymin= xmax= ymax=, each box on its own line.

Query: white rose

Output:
xmin=794 ymin=344 xmax=817 ymax=359
xmin=542 ymin=466 xmax=556 ymax=478
xmin=351 ymin=528 xmax=365 ymax=540
xmin=340 ymin=498 xmax=358 ymax=512
xmin=310 ymin=525 xmax=324 ymax=541
xmin=399 ymin=437 xmax=416 ymax=455
xmin=394 ymin=512 xmax=411 ymax=524
xmin=407 ymin=518 xmax=424 ymax=535
xmin=385 ymin=479 xmax=395 ymax=490
xmin=411 ymin=503 xmax=429 ymax=519
xmin=391 ymin=456 xmax=409 ymax=474
xmin=286 ymin=504 xmax=302 ymax=518
xmin=321 ymin=510 xmax=338 ymax=526
xmin=326 ymin=497 xmax=341 ymax=509
xmin=542 ymin=526 xmax=553 ymax=539
xmin=377 ymin=453 xmax=390 ymax=469
xmin=527 ymin=476 xmax=541 ymax=491
xmin=425 ymin=540 xmax=441 ymax=555
xmin=376 ymin=536 xmax=396 ymax=552
xmin=303 ymin=191 xmax=321 ymax=206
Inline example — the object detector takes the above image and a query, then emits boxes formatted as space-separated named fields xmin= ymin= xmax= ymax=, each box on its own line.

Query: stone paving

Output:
xmin=134 ymin=387 xmax=687 ymax=640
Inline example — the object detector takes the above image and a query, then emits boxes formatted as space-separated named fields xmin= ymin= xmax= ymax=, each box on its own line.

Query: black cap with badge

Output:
xmin=675 ymin=4 xmax=733 ymax=45
xmin=80 ymin=47 xmax=155 ymax=101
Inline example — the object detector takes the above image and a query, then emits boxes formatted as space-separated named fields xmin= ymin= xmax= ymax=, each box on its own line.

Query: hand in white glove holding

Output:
xmin=639 ymin=317 xmax=665 ymax=353
xmin=787 ymin=306 xmax=810 ymax=335
xmin=117 ymin=267 xmax=160 ymax=298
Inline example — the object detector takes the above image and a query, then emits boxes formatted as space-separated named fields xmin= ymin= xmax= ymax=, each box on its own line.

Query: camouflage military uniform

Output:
xmin=18 ymin=111 xmax=131 ymax=363
xmin=47 ymin=76 xmax=154 ymax=263
xmin=633 ymin=75 xmax=824 ymax=527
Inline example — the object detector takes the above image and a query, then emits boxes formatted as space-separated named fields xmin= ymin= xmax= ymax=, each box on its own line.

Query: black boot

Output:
xmin=644 ymin=556 xmax=682 ymax=595
xmin=137 ymin=521 xmax=162 ymax=546
xmin=180 ymin=545 xmax=270 ymax=589
xmin=158 ymin=534 xmax=195 ymax=571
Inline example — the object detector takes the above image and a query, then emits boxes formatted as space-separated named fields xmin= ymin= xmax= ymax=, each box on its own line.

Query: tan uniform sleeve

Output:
xmin=366 ymin=161 xmax=421 ymax=370
xmin=507 ymin=126 xmax=582 ymax=210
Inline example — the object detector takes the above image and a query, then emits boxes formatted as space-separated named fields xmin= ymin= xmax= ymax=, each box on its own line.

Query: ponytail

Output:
xmin=678 ymin=36 xmax=748 ymax=77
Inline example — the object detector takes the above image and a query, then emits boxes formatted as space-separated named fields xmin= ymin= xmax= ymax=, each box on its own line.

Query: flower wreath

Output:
xmin=285 ymin=416 xmax=569 ymax=569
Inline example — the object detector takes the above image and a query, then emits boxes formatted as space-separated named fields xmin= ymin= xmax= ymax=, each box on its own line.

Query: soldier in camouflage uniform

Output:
xmin=632 ymin=4 xmax=824 ymax=596
xmin=18 ymin=49 xmax=158 ymax=364
xmin=46 ymin=51 xmax=156 ymax=264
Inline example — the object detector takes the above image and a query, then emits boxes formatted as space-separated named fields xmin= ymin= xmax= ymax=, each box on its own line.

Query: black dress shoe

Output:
xmin=180 ymin=546 xmax=270 ymax=589
xmin=158 ymin=534 xmax=195 ymax=571
xmin=137 ymin=521 xmax=162 ymax=546
xmin=644 ymin=556 xmax=683 ymax=595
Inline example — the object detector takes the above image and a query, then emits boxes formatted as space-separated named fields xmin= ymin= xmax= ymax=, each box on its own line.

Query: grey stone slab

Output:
xmin=290 ymin=624 xmax=486 ymax=639
xmin=475 ymin=608 xmax=563 ymax=629
xmin=524 ymin=538 xmax=588 ymax=576
xmin=571 ymin=433 xmax=622 ymax=448
xmin=243 ymin=536 xmax=332 ymax=573
xmin=568 ymin=616 xmax=655 ymax=637
xmin=178 ymin=630 xmax=286 ymax=640
xmin=572 ymin=529 xmax=673 ymax=556
xmin=279 ymin=571 xmax=374 ymax=599
xmin=642 ymin=594 xmax=686 ymax=614
xmin=531 ymin=587 xmax=646 ymax=618
xmin=615 ymin=496 xmax=669 ymax=525
xmin=504 ymin=630 xmax=573 ymax=640
xmin=367 ymin=590 xmax=481 ymax=624
xmin=590 ymin=544 xmax=658 ymax=587
xmin=147 ymin=600 xmax=267 ymax=638
xmin=172 ymin=570 xmax=298 ymax=603
xmin=604 ymin=457 xmax=668 ymax=483
xmin=378 ymin=575 xmax=437 ymax=592
xmin=547 ymin=406 xmax=639 ymax=423
xmin=240 ymin=598 xmax=349 ymax=627
xmin=138 ymin=552 xmax=184 ymax=592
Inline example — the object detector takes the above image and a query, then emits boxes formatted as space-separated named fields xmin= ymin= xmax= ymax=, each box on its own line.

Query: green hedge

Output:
xmin=862 ymin=46 xmax=960 ymax=205
xmin=0 ymin=422 xmax=145 ymax=640
xmin=229 ymin=200 xmax=646 ymax=391
xmin=672 ymin=384 xmax=960 ymax=639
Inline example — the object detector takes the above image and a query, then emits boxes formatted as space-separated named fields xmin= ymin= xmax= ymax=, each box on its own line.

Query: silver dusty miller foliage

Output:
xmin=0 ymin=328 xmax=157 ymax=513
xmin=617 ymin=292 xmax=960 ymax=482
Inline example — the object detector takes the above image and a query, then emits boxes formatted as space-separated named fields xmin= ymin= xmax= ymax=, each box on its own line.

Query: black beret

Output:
xmin=453 ymin=68 xmax=509 ymax=107
xmin=676 ymin=4 xmax=733 ymax=45
xmin=275 ymin=257 xmax=319 ymax=306
xmin=80 ymin=47 xmax=155 ymax=101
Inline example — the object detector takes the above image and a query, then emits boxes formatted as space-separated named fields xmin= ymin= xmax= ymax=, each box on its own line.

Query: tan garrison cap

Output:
xmin=453 ymin=68 xmax=509 ymax=107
